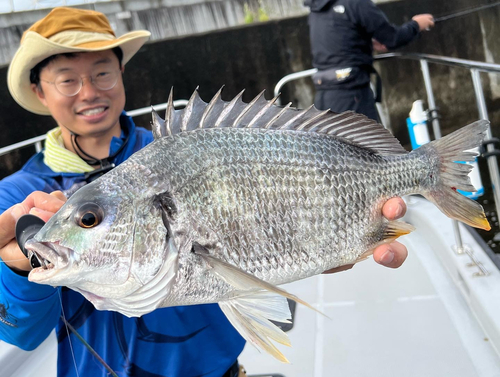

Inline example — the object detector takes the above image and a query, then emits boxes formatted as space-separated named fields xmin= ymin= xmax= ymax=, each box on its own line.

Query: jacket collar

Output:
xmin=22 ymin=111 xmax=138 ymax=178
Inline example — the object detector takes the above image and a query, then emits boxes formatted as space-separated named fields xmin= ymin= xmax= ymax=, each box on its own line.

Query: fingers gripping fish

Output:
xmin=25 ymin=88 xmax=490 ymax=362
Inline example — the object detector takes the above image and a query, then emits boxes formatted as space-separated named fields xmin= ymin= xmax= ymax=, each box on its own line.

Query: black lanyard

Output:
xmin=69 ymin=128 xmax=130 ymax=182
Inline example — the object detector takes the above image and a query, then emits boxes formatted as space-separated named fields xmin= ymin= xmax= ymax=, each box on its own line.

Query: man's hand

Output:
xmin=323 ymin=197 xmax=408 ymax=274
xmin=372 ymin=39 xmax=388 ymax=53
xmin=0 ymin=191 xmax=66 ymax=272
xmin=412 ymin=14 xmax=435 ymax=32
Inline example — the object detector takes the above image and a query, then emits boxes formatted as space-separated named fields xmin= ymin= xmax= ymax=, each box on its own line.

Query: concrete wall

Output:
xmin=1 ymin=0 xmax=500 ymax=179
xmin=0 ymin=0 xmax=307 ymax=66
xmin=0 ymin=0 xmax=305 ymax=14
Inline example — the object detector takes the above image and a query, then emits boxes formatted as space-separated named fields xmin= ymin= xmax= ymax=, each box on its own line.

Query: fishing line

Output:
xmin=58 ymin=290 xmax=80 ymax=377
xmin=434 ymin=1 xmax=500 ymax=22
xmin=57 ymin=290 xmax=119 ymax=377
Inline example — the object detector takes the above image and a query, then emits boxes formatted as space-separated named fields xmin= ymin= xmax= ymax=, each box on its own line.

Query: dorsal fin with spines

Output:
xmin=199 ymin=86 xmax=224 ymax=129
xmin=164 ymin=88 xmax=175 ymax=137
xmin=214 ymin=89 xmax=245 ymax=128
xmin=247 ymin=94 xmax=281 ymax=129
xmin=151 ymin=106 xmax=165 ymax=139
xmin=295 ymin=109 xmax=331 ymax=131
xmin=232 ymin=90 xmax=266 ymax=128
xmin=155 ymin=87 xmax=407 ymax=156
xmin=279 ymin=105 xmax=315 ymax=130
xmin=264 ymin=102 xmax=292 ymax=129
xmin=180 ymin=88 xmax=199 ymax=133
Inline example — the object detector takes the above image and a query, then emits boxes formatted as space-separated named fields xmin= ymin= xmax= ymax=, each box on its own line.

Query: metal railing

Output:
xmin=0 ymin=99 xmax=189 ymax=158
xmin=3 ymin=55 xmax=499 ymax=275
xmin=274 ymin=52 xmax=500 ymax=276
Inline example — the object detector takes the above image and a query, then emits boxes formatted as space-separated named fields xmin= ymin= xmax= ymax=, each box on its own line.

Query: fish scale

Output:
xmin=26 ymin=89 xmax=491 ymax=362
xmin=148 ymin=129 xmax=405 ymax=285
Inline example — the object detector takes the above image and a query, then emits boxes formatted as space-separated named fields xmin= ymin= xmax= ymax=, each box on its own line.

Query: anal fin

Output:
xmin=219 ymin=292 xmax=291 ymax=363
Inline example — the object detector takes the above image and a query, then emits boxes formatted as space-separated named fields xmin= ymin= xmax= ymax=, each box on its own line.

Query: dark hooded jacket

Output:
xmin=306 ymin=0 xmax=419 ymax=86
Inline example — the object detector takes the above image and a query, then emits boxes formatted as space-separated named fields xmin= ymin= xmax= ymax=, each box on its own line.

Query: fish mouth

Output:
xmin=24 ymin=240 xmax=71 ymax=281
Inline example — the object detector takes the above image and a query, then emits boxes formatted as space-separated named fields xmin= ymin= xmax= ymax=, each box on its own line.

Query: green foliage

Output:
xmin=258 ymin=7 xmax=270 ymax=22
xmin=243 ymin=1 xmax=269 ymax=24
xmin=244 ymin=3 xmax=254 ymax=24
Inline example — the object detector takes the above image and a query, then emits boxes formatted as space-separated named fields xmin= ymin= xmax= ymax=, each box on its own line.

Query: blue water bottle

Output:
xmin=406 ymin=100 xmax=430 ymax=150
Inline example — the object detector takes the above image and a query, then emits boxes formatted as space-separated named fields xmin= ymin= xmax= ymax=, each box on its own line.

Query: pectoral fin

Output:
xmin=354 ymin=220 xmax=415 ymax=264
xmin=383 ymin=220 xmax=415 ymax=240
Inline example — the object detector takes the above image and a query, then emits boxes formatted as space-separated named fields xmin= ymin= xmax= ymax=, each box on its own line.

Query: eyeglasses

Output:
xmin=40 ymin=69 xmax=121 ymax=97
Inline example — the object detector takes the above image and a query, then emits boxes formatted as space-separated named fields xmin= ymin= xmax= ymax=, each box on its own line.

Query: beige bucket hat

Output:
xmin=8 ymin=7 xmax=151 ymax=115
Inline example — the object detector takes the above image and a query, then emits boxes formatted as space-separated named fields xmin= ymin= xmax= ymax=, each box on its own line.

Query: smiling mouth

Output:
xmin=78 ymin=106 xmax=107 ymax=116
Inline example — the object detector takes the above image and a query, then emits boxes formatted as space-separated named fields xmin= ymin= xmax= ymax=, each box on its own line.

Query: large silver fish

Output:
xmin=26 ymin=88 xmax=490 ymax=362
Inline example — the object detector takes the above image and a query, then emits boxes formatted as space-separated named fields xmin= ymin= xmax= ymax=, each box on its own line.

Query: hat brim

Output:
xmin=8 ymin=30 xmax=151 ymax=115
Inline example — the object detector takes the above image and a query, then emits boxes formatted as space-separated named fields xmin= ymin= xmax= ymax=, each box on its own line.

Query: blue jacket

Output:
xmin=0 ymin=113 xmax=245 ymax=377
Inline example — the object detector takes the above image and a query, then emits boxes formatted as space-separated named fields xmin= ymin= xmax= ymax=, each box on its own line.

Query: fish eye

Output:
xmin=75 ymin=203 xmax=104 ymax=229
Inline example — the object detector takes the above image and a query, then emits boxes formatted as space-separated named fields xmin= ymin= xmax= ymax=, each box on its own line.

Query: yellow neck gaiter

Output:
xmin=43 ymin=128 xmax=94 ymax=173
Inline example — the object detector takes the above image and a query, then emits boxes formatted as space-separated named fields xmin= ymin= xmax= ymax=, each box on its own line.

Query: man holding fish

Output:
xmin=0 ymin=7 xmax=409 ymax=377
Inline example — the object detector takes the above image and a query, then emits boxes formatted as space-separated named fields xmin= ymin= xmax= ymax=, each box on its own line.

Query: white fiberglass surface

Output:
xmin=0 ymin=330 xmax=57 ymax=377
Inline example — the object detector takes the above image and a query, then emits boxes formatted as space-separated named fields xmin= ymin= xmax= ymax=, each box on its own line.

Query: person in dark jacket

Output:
xmin=305 ymin=0 xmax=435 ymax=121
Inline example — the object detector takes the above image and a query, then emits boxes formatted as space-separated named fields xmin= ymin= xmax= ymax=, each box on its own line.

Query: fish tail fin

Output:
xmin=415 ymin=120 xmax=490 ymax=230
xmin=196 ymin=249 xmax=325 ymax=362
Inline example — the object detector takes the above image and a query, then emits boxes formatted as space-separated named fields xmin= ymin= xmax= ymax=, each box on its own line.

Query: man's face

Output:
xmin=33 ymin=50 xmax=125 ymax=138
